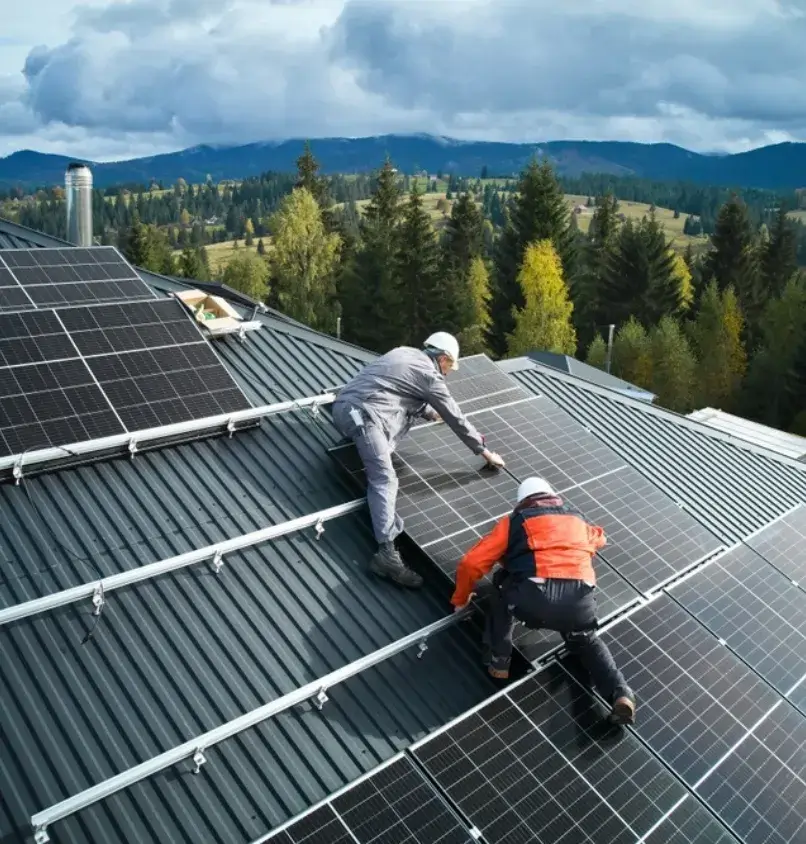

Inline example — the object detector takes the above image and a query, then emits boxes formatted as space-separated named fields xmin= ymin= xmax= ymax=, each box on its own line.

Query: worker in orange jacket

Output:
xmin=452 ymin=476 xmax=636 ymax=725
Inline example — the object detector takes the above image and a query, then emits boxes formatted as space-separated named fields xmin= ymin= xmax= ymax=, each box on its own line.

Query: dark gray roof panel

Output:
xmin=512 ymin=366 xmax=806 ymax=543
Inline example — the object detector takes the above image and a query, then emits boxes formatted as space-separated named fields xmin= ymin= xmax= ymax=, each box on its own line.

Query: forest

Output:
xmin=4 ymin=144 xmax=806 ymax=437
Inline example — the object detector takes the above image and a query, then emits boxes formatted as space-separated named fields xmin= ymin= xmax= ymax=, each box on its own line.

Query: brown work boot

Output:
xmin=609 ymin=693 xmax=636 ymax=726
xmin=368 ymin=543 xmax=423 ymax=589
xmin=487 ymin=654 xmax=510 ymax=680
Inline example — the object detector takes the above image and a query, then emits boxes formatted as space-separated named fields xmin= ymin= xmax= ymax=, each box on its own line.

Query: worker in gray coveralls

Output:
xmin=332 ymin=332 xmax=506 ymax=588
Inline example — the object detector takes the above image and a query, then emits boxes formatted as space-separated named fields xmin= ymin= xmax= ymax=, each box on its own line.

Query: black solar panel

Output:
xmin=442 ymin=354 xmax=529 ymax=413
xmin=267 ymin=756 xmax=475 ymax=843
xmin=745 ymin=505 xmax=806 ymax=585
xmin=564 ymin=468 xmax=723 ymax=594
xmin=0 ymin=246 xmax=155 ymax=311
xmin=602 ymin=596 xmax=806 ymax=843
xmin=671 ymin=545 xmax=806 ymax=711
xmin=0 ymin=299 xmax=252 ymax=460
xmin=413 ymin=662 xmax=697 ymax=844
xmin=642 ymin=799 xmax=740 ymax=843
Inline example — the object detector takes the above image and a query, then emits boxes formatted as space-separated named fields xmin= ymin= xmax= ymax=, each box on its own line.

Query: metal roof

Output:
xmin=507 ymin=360 xmax=806 ymax=544
xmin=0 ymin=220 xmax=495 ymax=844
xmin=689 ymin=406 xmax=806 ymax=461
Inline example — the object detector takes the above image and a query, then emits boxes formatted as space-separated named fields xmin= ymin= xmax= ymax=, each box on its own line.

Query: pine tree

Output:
xmin=244 ymin=218 xmax=255 ymax=247
xmin=457 ymin=256 xmax=493 ymax=355
xmin=256 ymin=238 xmax=266 ymax=256
xmin=763 ymin=207 xmax=798 ymax=298
xmin=396 ymin=184 xmax=444 ymax=346
xmin=506 ymin=240 xmax=576 ymax=357
xmin=222 ymin=252 xmax=270 ymax=301
xmin=585 ymin=334 xmax=607 ymax=369
xmin=689 ymin=281 xmax=746 ymax=410
xmin=704 ymin=195 xmax=764 ymax=336
xmin=601 ymin=215 xmax=680 ymax=326
xmin=339 ymin=158 xmax=403 ymax=351
xmin=269 ymin=187 xmax=342 ymax=331
xmin=611 ymin=317 xmax=653 ymax=389
xmin=492 ymin=160 xmax=575 ymax=354
xmin=178 ymin=246 xmax=210 ymax=282
xmin=295 ymin=141 xmax=329 ymax=209
xmin=442 ymin=192 xmax=485 ymax=335
xmin=650 ymin=317 xmax=697 ymax=413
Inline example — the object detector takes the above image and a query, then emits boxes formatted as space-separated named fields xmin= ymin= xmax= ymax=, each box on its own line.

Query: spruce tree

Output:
xmin=396 ymin=184 xmax=444 ymax=346
xmin=611 ymin=317 xmax=653 ymax=389
xmin=689 ymin=281 xmax=746 ymax=410
xmin=763 ymin=207 xmax=798 ymax=298
xmin=442 ymin=192 xmax=485 ymax=335
xmin=506 ymin=240 xmax=576 ymax=357
xmin=650 ymin=317 xmax=697 ymax=413
xmin=585 ymin=334 xmax=607 ymax=369
xmin=339 ymin=158 xmax=403 ymax=351
xmin=704 ymin=195 xmax=764 ymax=337
xmin=492 ymin=160 xmax=575 ymax=354
xmin=456 ymin=256 xmax=493 ymax=355
xmin=295 ymin=141 xmax=329 ymax=209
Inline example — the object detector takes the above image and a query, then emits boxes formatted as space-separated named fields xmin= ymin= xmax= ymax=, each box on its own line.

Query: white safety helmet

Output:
xmin=424 ymin=331 xmax=460 ymax=370
xmin=516 ymin=476 xmax=555 ymax=503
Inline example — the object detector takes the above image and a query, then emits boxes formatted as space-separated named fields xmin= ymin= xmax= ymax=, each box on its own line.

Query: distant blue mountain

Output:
xmin=1 ymin=134 xmax=804 ymax=190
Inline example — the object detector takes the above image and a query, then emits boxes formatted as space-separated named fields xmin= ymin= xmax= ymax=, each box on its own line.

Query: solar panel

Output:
xmin=441 ymin=354 xmax=530 ymax=414
xmin=0 ymin=299 xmax=252 ymax=460
xmin=413 ymin=662 xmax=699 ymax=844
xmin=670 ymin=545 xmax=806 ymax=711
xmin=745 ymin=505 xmax=806 ymax=585
xmin=0 ymin=246 xmax=155 ymax=311
xmin=642 ymin=799 xmax=740 ymax=843
xmin=601 ymin=596 xmax=806 ymax=843
xmin=266 ymin=756 xmax=475 ymax=843
xmin=564 ymin=468 xmax=723 ymax=594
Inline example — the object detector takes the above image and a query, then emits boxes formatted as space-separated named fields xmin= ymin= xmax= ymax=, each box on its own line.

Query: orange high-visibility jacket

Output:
xmin=451 ymin=495 xmax=606 ymax=607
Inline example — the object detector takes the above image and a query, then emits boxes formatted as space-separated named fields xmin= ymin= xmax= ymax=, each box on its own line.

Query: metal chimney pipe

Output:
xmin=65 ymin=163 xmax=93 ymax=246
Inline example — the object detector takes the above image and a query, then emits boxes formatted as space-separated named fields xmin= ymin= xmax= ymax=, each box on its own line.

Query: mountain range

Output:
xmin=1 ymin=134 xmax=805 ymax=191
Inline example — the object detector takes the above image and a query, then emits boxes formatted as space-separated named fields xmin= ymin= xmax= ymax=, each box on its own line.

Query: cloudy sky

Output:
xmin=1 ymin=0 xmax=805 ymax=161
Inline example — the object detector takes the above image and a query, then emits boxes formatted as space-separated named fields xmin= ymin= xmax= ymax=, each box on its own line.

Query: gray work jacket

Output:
xmin=334 ymin=346 xmax=486 ymax=453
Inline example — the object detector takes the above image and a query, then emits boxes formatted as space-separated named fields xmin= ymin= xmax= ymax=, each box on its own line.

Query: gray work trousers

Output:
xmin=332 ymin=401 xmax=403 ymax=545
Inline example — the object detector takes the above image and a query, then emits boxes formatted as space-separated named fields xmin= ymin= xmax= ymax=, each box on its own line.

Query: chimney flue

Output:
xmin=65 ymin=162 xmax=93 ymax=247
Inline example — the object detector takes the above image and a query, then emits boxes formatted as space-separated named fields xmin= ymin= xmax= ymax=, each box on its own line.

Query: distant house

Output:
xmin=499 ymin=350 xmax=656 ymax=403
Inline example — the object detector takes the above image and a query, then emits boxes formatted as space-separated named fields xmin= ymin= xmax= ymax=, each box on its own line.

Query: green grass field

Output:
xmin=199 ymin=238 xmax=270 ymax=275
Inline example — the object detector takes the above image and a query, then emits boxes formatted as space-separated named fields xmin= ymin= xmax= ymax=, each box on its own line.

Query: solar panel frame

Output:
xmin=0 ymin=246 xmax=156 ymax=312
xmin=262 ymin=755 xmax=476 ymax=844
xmin=745 ymin=504 xmax=806 ymax=587
xmin=600 ymin=596 xmax=806 ymax=844
xmin=441 ymin=353 xmax=531 ymax=415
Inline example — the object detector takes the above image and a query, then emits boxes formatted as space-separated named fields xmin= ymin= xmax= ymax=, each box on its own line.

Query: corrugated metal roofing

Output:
xmin=0 ymin=220 xmax=494 ymax=844
xmin=689 ymin=406 xmax=806 ymax=461
xmin=508 ymin=361 xmax=806 ymax=543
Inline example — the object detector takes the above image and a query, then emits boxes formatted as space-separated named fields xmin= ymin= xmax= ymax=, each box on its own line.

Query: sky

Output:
xmin=1 ymin=0 xmax=805 ymax=161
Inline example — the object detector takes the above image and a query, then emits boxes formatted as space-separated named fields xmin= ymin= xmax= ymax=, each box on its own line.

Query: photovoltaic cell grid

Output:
xmin=413 ymin=662 xmax=715 ymax=844
xmin=745 ymin=505 xmax=806 ymax=585
xmin=266 ymin=756 xmax=475 ymax=844
xmin=0 ymin=299 xmax=252 ymax=458
xmin=670 ymin=544 xmax=806 ymax=712
xmin=564 ymin=468 xmax=724 ymax=595
xmin=424 ymin=524 xmax=641 ymax=662
xmin=0 ymin=246 xmax=156 ymax=311
xmin=442 ymin=354 xmax=530 ymax=414
xmin=601 ymin=596 xmax=806 ymax=844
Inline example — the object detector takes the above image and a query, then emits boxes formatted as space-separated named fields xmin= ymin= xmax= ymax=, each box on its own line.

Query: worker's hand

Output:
xmin=482 ymin=449 xmax=505 ymax=468
xmin=454 ymin=593 xmax=476 ymax=613
xmin=432 ymin=413 xmax=443 ymax=423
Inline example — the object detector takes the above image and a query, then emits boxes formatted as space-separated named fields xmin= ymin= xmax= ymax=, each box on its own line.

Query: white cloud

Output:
xmin=1 ymin=0 xmax=805 ymax=160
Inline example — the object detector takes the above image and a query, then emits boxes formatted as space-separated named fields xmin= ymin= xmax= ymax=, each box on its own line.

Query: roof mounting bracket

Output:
xmin=33 ymin=825 xmax=50 ymax=844
xmin=417 ymin=637 xmax=429 ymax=659
xmin=226 ymin=417 xmax=237 ymax=438
xmin=308 ymin=400 xmax=321 ymax=418
xmin=128 ymin=438 xmax=138 ymax=459
xmin=314 ymin=687 xmax=328 ymax=710
xmin=211 ymin=551 xmax=224 ymax=574
xmin=92 ymin=583 xmax=105 ymax=616
xmin=191 ymin=748 xmax=206 ymax=775
xmin=12 ymin=455 xmax=24 ymax=485
xmin=237 ymin=324 xmax=247 ymax=343
xmin=314 ymin=519 xmax=325 ymax=540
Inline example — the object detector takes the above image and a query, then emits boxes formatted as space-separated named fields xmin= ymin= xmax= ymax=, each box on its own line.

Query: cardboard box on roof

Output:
xmin=174 ymin=289 xmax=262 ymax=337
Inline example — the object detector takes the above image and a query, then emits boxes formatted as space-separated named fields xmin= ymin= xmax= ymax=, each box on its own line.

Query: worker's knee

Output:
xmin=563 ymin=628 xmax=597 ymax=648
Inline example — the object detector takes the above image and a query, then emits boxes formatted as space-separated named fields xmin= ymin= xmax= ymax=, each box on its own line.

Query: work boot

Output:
xmin=487 ymin=654 xmax=510 ymax=680
xmin=369 ymin=543 xmax=423 ymax=588
xmin=609 ymin=691 xmax=636 ymax=726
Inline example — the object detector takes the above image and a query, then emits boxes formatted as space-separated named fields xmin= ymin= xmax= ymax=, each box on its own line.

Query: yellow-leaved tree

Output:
xmin=506 ymin=240 xmax=576 ymax=357
xmin=457 ymin=256 xmax=493 ymax=355
xmin=269 ymin=187 xmax=342 ymax=331
xmin=670 ymin=251 xmax=694 ymax=312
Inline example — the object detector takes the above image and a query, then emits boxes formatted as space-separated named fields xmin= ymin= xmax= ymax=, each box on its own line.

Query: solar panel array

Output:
xmin=745 ymin=504 xmax=806 ymax=586
xmin=0 ymin=247 xmax=253 ymax=466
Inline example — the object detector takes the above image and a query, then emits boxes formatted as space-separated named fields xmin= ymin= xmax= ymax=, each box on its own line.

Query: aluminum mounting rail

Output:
xmin=0 ymin=499 xmax=365 ymax=628
xmin=30 ymin=608 xmax=472 ymax=843
xmin=1 ymin=392 xmax=336 ymax=481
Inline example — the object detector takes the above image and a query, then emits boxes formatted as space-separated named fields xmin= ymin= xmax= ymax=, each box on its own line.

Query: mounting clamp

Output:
xmin=211 ymin=550 xmax=224 ymax=574
xmin=315 ymin=519 xmax=325 ymax=540
xmin=192 ymin=748 xmax=206 ymax=775
xmin=92 ymin=582 xmax=105 ymax=616
xmin=12 ymin=455 xmax=24 ymax=485
xmin=33 ymin=826 xmax=50 ymax=844
xmin=315 ymin=687 xmax=328 ymax=710
xmin=417 ymin=637 xmax=429 ymax=659
xmin=226 ymin=417 xmax=237 ymax=438
xmin=128 ymin=438 xmax=138 ymax=459
xmin=308 ymin=400 xmax=321 ymax=419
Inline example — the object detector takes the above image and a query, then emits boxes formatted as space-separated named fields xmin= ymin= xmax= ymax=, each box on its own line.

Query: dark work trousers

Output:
xmin=485 ymin=570 xmax=631 ymax=703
